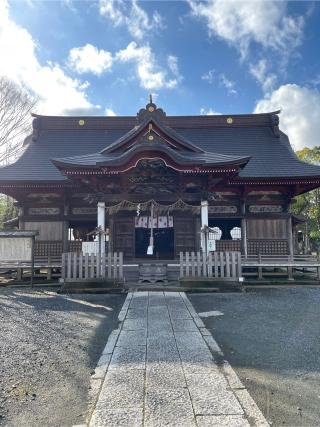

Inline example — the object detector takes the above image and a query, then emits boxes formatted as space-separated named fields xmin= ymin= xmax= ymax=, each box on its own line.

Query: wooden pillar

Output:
xmin=98 ymin=202 xmax=106 ymax=254
xmin=109 ymin=215 xmax=114 ymax=253
xmin=200 ymin=200 xmax=208 ymax=254
xmin=195 ymin=216 xmax=201 ymax=252
xmin=62 ymin=204 xmax=69 ymax=253
xmin=287 ymin=215 xmax=294 ymax=261
xmin=18 ymin=206 xmax=25 ymax=230
xmin=17 ymin=268 xmax=23 ymax=281
xmin=241 ymin=201 xmax=247 ymax=258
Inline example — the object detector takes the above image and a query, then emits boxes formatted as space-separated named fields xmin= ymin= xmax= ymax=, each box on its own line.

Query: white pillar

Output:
xmin=287 ymin=215 xmax=294 ymax=261
xmin=97 ymin=202 xmax=105 ymax=254
xmin=201 ymin=200 xmax=208 ymax=253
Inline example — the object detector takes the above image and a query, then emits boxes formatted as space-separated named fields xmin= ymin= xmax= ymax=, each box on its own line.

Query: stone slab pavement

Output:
xmin=88 ymin=292 xmax=269 ymax=427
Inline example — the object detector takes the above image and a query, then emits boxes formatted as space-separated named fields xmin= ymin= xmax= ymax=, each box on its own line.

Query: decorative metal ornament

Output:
xmin=79 ymin=119 xmax=85 ymax=126
xmin=208 ymin=205 xmax=237 ymax=214
xmin=106 ymin=199 xmax=200 ymax=215
xmin=226 ymin=117 xmax=233 ymax=124
xmin=148 ymin=135 xmax=154 ymax=141
xmin=249 ymin=205 xmax=283 ymax=213
xmin=28 ymin=207 xmax=60 ymax=215
xmin=148 ymin=106 xmax=155 ymax=112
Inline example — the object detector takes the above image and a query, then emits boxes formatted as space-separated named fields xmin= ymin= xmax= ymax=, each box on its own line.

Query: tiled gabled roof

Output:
xmin=0 ymin=105 xmax=319 ymax=182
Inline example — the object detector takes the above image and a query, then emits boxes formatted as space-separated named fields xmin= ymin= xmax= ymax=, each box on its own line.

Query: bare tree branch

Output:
xmin=0 ymin=76 xmax=37 ymax=164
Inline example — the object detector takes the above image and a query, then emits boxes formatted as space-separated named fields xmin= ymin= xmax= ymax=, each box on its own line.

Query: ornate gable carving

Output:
xmin=136 ymin=97 xmax=166 ymax=124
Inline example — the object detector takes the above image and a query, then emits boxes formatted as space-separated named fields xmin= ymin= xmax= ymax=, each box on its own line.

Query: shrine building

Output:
xmin=0 ymin=99 xmax=320 ymax=260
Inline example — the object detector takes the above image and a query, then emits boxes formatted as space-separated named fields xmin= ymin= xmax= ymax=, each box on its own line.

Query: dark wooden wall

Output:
xmin=246 ymin=219 xmax=287 ymax=239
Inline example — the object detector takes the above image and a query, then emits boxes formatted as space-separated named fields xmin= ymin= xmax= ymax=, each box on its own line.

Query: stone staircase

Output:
xmin=138 ymin=263 xmax=168 ymax=285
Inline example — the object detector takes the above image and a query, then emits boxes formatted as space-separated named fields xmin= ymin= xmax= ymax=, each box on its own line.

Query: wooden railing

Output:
xmin=247 ymin=239 xmax=288 ymax=255
xmin=180 ymin=251 xmax=242 ymax=280
xmin=216 ymin=240 xmax=241 ymax=252
xmin=34 ymin=241 xmax=82 ymax=257
xmin=61 ymin=252 xmax=123 ymax=282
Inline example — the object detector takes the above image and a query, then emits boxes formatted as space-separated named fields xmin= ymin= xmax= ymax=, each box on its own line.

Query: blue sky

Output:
xmin=1 ymin=0 xmax=320 ymax=149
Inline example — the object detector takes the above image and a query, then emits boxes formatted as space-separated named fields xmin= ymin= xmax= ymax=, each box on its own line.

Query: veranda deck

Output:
xmin=242 ymin=255 xmax=320 ymax=280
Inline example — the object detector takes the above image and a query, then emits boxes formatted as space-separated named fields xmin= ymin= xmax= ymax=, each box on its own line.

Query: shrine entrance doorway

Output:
xmin=135 ymin=228 xmax=174 ymax=259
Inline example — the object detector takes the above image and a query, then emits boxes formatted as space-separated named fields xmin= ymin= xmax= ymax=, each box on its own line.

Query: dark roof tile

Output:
xmin=0 ymin=119 xmax=319 ymax=181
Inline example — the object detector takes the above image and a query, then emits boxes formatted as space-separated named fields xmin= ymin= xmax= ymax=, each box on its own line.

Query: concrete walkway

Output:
xmin=89 ymin=292 xmax=269 ymax=427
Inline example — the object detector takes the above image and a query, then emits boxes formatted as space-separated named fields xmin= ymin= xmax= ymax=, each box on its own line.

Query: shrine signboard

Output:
xmin=0 ymin=231 xmax=38 ymax=285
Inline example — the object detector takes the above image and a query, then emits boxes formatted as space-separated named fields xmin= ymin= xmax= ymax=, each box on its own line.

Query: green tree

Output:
xmin=292 ymin=147 xmax=320 ymax=250
xmin=0 ymin=195 xmax=17 ymax=230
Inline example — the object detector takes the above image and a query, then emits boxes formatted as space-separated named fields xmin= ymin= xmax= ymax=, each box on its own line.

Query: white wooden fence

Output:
xmin=61 ymin=252 xmax=123 ymax=282
xmin=180 ymin=251 xmax=242 ymax=280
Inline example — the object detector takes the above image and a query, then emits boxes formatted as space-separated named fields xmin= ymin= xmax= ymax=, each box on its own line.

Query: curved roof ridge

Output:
xmin=53 ymin=141 xmax=250 ymax=169
xmin=100 ymin=116 xmax=204 ymax=154
xmin=31 ymin=110 xmax=281 ymax=119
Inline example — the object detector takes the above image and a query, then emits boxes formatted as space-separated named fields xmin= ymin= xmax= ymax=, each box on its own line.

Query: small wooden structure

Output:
xmin=0 ymin=231 xmax=38 ymax=284
xmin=60 ymin=251 xmax=123 ymax=283
xmin=242 ymin=254 xmax=320 ymax=280
xmin=1 ymin=99 xmax=320 ymax=263
xmin=138 ymin=264 xmax=167 ymax=284
xmin=180 ymin=251 xmax=242 ymax=280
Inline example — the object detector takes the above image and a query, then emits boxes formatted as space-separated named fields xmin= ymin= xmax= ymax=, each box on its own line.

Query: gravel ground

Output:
xmin=0 ymin=288 xmax=125 ymax=427
xmin=189 ymin=287 xmax=320 ymax=427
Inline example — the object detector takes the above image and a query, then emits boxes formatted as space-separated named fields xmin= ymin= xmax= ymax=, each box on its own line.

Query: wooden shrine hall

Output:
xmin=1 ymin=98 xmax=320 ymax=262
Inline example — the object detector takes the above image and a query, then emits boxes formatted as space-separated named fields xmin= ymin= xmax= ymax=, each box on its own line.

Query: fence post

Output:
xmin=220 ymin=252 xmax=224 ymax=278
xmin=113 ymin=252 xmax=117 ymax=279
xmin=231 ymin=252 xmax=236 ymax=279
xmin=179 ymin=252 xmax=184 ymax=278
xmin=61 ymin=253 xmax=66 ymax=280
xmin=108 ymin=252 xmax=112 ymax=278
xmin=214 ymin=252 xmax=218 ymax=278
xmin=84 ymin=253 xmax=89 ymax=279
xmin=208 ymin=252 xmax=213 ymax=277
xmin=67 ymin=253 xmax=72 ymax=280
xmin=102 ymin=252 xmax=106 ymax=279
xmin=90 ymin=253 xmax=95 ymax=279
xmin=225 ymin=252 xmax=230 ymax=278
xmin=96 ymin=252 xmax=101 ymax=279
xmin=202 ymin=251 xmax=207 ymax=277
xmin=47 ymin=255 xmax=52 ymax=280
xmin=185 ymin=252 xmax=190 ymax=277
xmin=237 ymin=252 xmax=242 ymax=277
xmin=191 ymin=252 xmax=195 ymax=276
xmin=73 ymin=253 xmax=77 ymax=279
xmin=79 ymin=254 xmax=83 ymax=279
xmin=197 ymin=251 xmax=201 ymax=277
xmin=119 ymin=252 xmax=123 ymax=279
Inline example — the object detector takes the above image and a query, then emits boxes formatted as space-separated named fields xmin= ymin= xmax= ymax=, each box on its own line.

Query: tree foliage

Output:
xmin=292 ymin=147 xmax=320 ymax=245
xmin=0 ymin=195 xmax=17 ymax=230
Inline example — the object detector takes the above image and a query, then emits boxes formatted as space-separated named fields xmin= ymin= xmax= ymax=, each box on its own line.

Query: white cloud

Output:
xmin=0 ymin=0 xmax=98 ymax=115
xmin=99 ymin=0 xmax=164 ymax=40
xmin=167 ymin=55 xmax=179 ymax=77
xmin=219 ymin=73 xmax=237 ymax=95
xmin=200 ymin=108 xmax=222 ymax=115
xmin=254 ymin=84 xmax=320 ymax=150
xmin=105 ymin=108 xmax=116 ymax=116
xmin=189 ymin=0 xmax=304 ymax=59
xmin=116 ymin=42 xmax=181 ymax=90
xmin=202 ymin=69 xmax=215 ymax=84
xmin=65 ymin=41 xmax=183 ymax=91
xmin=68 ymin=43 xmax=113 ymax=75
xmin=249 ymin=59 xmax=276 ymax=94
xmin=201 ymin=69 xmax=236 ymax=95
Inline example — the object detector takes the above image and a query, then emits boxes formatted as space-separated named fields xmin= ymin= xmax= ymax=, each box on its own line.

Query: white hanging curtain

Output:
xmin=135 ymin=215 xmax=173 ymax=229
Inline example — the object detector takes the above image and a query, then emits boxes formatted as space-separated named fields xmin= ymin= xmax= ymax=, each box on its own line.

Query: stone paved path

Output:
xmin=89 ymin=292 xmax=268 ymax=427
